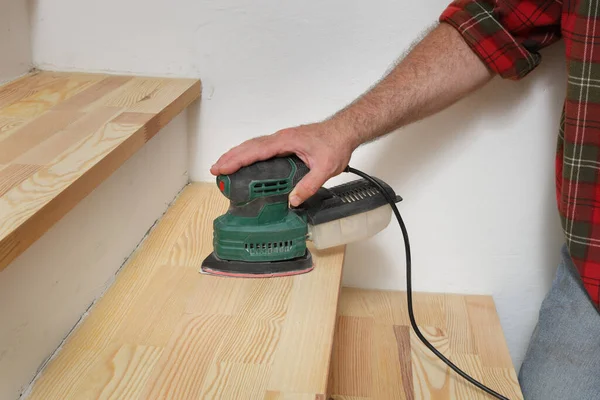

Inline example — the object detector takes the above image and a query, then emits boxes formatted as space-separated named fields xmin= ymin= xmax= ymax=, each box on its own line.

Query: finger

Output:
xmin=217 ymin=137 xmax=289 ymax=175
xmin=210 ymin=140 xmax=255 ymax=175
xmin=289 ymin=168 xmax=330 ymax=207
xmin=211 ymin=146 xmax=258 ymax=176
xmin=210 ymin=148 xmax=240 ymax=175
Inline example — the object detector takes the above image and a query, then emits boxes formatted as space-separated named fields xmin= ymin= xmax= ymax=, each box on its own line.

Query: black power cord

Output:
xmin=345 ymin=165 xmax=509 ymax=400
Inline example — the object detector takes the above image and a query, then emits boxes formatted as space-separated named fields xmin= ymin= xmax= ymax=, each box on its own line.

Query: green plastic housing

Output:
xmin=212 ymin=204 xmax=308 ymax=262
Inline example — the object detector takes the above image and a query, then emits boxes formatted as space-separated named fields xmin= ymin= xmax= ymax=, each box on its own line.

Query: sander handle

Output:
xmin=215 ymin=155 xmax=310 ymax=218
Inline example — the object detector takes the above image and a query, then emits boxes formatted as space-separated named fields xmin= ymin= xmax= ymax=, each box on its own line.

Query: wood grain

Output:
xmin=0 ymin=73 xmax=102 ymax=120
xmin=98 ymin=345 xmax=164 ymax=400
xmin=483 ymin=367 xmax=523 ymax=400
xmin=393 ymin=325 xmax=415 ymax=400
xmin=265 ymin=392 xmax=323 ymax=400
xmin=53 ymin=76 xmax=133 ymax=111
xmin=26 ymin=183 xmax=346 ymax=400
xmin=143 ymin=314 xmax=235 ymax=400
xmin=0 ymin=164 xmax=41 ymax=197
xmin=15 ymin=107 xmax=122 ymax=165
xmin=328 ymin=288 xmax=524 ymax=400
xmin=0 ymin=71 xmax=201 ymax=271
xmin=337 ymin=286 xmax=407 ymax=325
xmin=267 ymin=245 xmax=344 ymax=396
xmin=410 ymin=326 xmax=452 ymax=398
xmin=327 ymin=316 xmax=373 ymax=398
xmin=199 ymin=363 xmax=271 ymax=399
xmin=0 ymin=110 xmax=82 ymax=164
xmin=466 ymin=295 xmax=515 ymax=368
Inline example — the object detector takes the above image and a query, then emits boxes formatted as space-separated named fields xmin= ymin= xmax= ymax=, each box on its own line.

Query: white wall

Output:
xmin=30 ymin=0 xmax=566 ymax=369
xmin=0 ymin=0 xmax=32 ymax=83
xmin=0 ymin=115 xmax=189 ymax=399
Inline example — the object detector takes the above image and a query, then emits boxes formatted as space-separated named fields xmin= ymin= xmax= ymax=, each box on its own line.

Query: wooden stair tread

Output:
xmin=26 ymin=183 xmax=346 ymax=399
xmin=328 ymin=287 xmax=524 ymax=399
xmin=0 ymin=70 xmax=200 ymax=271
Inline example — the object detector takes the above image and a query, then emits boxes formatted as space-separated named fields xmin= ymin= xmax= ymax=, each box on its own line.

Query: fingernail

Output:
xmin=289 ymin=195 xmax=301 ymax=207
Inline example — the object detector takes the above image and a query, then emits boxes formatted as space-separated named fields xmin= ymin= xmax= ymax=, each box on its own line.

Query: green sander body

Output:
xmin=201 ymin=155 xmax=401 ymax=277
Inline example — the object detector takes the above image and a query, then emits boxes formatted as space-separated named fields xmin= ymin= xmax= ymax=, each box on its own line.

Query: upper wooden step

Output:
xmin=25 ymin=183 xmax=346 ymax=399
xmin=0 ymin=71 xmax=201 ymax=271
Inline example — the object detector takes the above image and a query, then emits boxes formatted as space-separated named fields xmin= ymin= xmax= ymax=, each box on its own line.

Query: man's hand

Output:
xmin=211 ymin=121 xmax=357 ymax=207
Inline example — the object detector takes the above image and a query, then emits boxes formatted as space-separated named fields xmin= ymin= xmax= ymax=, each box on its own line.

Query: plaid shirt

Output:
xmin=440 ymin=0 xmax=600 ymax=307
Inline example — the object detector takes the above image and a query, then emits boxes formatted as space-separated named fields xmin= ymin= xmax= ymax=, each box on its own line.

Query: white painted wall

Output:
xmin=29 ymin=0 xmax=566 ymax=369
xmin=0 ymin=115 xmax=189 ymax=399
xmin=0 ymin=0 xmax=32 ymax=83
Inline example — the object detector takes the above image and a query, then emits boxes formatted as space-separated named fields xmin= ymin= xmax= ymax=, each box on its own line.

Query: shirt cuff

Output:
xmin=439 ymin=2 xmax=541 ymax=80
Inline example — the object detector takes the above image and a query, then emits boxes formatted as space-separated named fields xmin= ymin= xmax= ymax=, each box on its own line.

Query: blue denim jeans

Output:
xmin=518 ymin=244 xmax=600 ymax=399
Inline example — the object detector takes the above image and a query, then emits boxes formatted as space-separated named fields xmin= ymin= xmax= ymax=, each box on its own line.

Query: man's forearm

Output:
xmin=211 ymin=22 xmax=495 ymax=205
xmin=328 ymin=22 xmax=493 ymax=147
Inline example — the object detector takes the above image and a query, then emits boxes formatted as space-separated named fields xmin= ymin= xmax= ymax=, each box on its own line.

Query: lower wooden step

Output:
xmin=24 ymin=183 xmax=346 ymax=400
xmin=328 ymin=287 xmax=524 ymax=400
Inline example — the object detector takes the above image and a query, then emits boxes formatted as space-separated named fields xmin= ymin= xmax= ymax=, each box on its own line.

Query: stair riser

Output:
xmin=0 ymin=115 xmax=188 ymax=400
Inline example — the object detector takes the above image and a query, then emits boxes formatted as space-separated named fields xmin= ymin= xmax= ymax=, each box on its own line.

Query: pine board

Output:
xmin=328 ymin=287 xmax=524 ymax=399
xmin=26 ymin=183 xmax=346 ymax=400
xmin=0 ymin=71 xmax=201 ymax=271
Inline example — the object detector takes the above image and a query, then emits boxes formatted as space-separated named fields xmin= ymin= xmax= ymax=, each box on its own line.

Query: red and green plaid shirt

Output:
xmin=440 ymin=0 xmax=600 ymax=307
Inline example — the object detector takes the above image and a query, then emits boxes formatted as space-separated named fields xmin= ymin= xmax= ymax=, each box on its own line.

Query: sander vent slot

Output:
xmin=339 ymin=185 xmax=378 ymax=203
xmin=252 ymin=180 xmax=289 ymax=195
xmin=245 ymin=240 xmax=293 ymax=254
xmin=301 ymin=177 xmax=400 ymax=225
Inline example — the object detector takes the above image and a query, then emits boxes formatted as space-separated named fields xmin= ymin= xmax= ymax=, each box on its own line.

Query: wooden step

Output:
xmin=0 ymin=70 xmax=200 ymax=271
xmin=25 ymin=183 xmax=346 ymax=399
xmin=328 ymin=287 xmax=524 ymax=399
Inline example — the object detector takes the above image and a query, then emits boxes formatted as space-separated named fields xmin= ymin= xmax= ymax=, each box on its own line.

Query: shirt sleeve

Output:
xmin=439 ymin=0 xmax=562 ymax=80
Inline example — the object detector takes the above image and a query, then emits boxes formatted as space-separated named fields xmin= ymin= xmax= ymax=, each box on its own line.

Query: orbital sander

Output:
xmin=199 ymin=154 xmax=511 ymax=400
xmin=200 ymin=155 xmax=401 ymax=277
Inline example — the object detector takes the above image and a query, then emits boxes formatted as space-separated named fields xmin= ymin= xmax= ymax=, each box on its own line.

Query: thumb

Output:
xmin=289 ymin=168 xmax=329 ymax=207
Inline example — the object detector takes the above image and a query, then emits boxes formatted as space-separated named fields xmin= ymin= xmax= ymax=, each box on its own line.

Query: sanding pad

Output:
xmin=200 ymin=251 xmax=314 ymax=278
